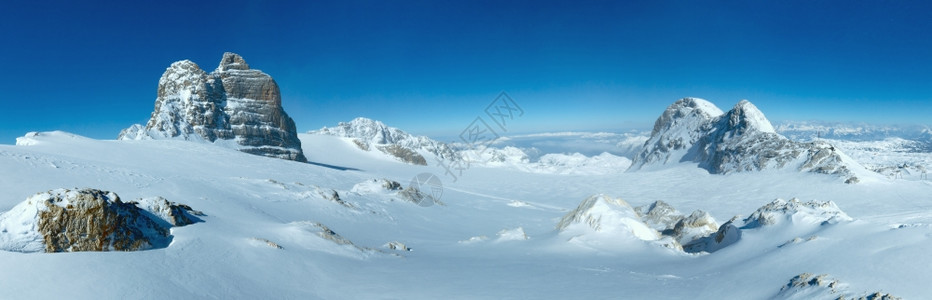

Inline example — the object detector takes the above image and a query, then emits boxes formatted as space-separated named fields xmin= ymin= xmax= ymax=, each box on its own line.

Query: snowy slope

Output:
xmin=0 ymin=131 xmax=930 ymax=298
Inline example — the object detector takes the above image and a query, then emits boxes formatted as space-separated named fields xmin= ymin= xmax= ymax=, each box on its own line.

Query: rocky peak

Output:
xmin=720 ymin=100 xmax=775 ymax=135
xmin=651 ymin=97 xmax=723 ymax=136
xmin=119 ymin=52 xmax=306 ymax=162
xmin=218 ymin=52 xmax=250 ymax=71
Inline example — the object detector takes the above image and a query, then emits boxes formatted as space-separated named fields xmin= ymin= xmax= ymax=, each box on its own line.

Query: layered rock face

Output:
xmin=629 ymin=98 xmax=862 ymax=183
xmin=119 ymin=52 xmax=307 ymax=162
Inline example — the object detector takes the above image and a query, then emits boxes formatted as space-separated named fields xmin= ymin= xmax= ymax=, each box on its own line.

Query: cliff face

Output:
xmin=119 ymin=52 xmax=307 ymax=162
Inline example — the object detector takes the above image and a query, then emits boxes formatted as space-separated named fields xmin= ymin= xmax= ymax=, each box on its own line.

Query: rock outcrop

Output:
xmin=0 ymin=189 xmax=189 ymax=252
xmin=635 ymin=200 xmax=684 ymax=232
xmin=133 ymin=196 xmax=204 ymax=227
xmin=629 ymin=98 xmax=863 ymax=183
xmin=119 ymin=52 xmax=307 ymax=162
xmin=682 ymin=198 xmax=852 ymax=253
xmin=774 ymin=273 xmax=900 ymax=300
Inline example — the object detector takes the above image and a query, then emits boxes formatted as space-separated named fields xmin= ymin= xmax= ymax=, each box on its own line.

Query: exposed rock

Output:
xmin=119 ymin=52 xmax=307 ymax=162
xmin=0 ymin=189 xmax=172 ymax=252
xmin=682 ymin=218 xmax=741 ymax=253
xmin=376 ymin=144 xmax=427 ymax=165
xmin=774 ymin=273 xmax=900 ymax=300
xmin=383 ymin=241 xmax=411 ymax=251
xmin=743 ymin=198 xmax=852 ymax=228
xmin=670 ymin=210 xmax=719 ymax=245
xmin=629 ymin=98 xmax=863 ymax=183
xmin=133 ymin=196 xmax=203 ymax=227
xmin=635 ymin=200 xmax=684 ymax=232
xmin=351 ymin=178 xmax=402 ymax=194
xmin=311 ymin=186 xmax=350 ymax=207
xmin=397 ymin=186 xmax=438 ymax=207
xmin=251 ymin=237 xmax=283 ymax=249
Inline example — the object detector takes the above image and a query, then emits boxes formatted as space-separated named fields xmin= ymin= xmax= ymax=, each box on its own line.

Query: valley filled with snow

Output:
xmin=1 ymin=120 xmax=930 ymax=298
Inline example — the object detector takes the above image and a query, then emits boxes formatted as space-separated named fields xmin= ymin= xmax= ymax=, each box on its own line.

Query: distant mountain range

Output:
xmin=774 ymin=121 xmax=932 ymax=143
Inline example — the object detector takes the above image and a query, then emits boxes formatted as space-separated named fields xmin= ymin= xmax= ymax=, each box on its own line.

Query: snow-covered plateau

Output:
xmin=1 ymin=126 xmax=930 ymax=299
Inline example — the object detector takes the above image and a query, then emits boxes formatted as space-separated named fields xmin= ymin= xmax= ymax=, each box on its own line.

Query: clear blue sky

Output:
xmin=1 ymin=1 xmax=930 ymax=144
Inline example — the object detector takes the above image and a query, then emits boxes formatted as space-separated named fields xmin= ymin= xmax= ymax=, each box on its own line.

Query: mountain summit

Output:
xmin=119 ymin=52 xmax=307 ymax=162
xmin=630 ymin=98 xmax=862 ymax=183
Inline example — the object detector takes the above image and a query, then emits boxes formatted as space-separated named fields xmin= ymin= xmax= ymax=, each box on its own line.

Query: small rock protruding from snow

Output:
xmin=351 ymin=178 xmax=403 ymax=194
xmin=383 ymin=241 xmax=411 ymax=251
xmin=352 ymin=178 xmax=438 ymax=206
xmin=310 ymin=186 xmax=349 ymax=207
xmin=725 ymin=100 xmax=776 ymax=134
xmin=250 ymin=237 xmax=283 ymax=249
xmin=774 ymin=273 xmax=900 ymax=300
xmin=743 ymin=198 xmax=852 ymax=228
xmin=496 ymin=227 xmax=529 ymax=242
xmin=133 ymin=196 xmax=204 ymax=227
xmin=670 ymin=210 xmax=719 ymax=245
xmin=118 ymin=52 xmax=307 ymax=162
xmin=682 ymin=218 xmax=741 ymax=254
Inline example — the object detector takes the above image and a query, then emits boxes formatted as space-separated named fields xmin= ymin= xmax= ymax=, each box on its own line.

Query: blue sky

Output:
xmin=1 ymin=1 xmax=930 ymax=144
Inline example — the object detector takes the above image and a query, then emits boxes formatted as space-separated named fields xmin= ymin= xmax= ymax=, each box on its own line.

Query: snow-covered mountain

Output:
xmin=119 ymin=52 xmax=307 ymax=162
xmin=630 ymin=98 xmax=866 ymax=183
xmin=309 ymin=117 xmax=456 ymax=165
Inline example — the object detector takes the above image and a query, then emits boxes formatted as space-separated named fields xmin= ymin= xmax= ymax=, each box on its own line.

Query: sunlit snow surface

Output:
xmin=0 ymin=131 xmax=930 ymax=298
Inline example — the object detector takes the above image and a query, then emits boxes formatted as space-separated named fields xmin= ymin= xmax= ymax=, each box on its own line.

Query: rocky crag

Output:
xmin=119 ymin=52 xmax=307 ymax=162
xmin=0 ymin=188 xmax=201 ymax=253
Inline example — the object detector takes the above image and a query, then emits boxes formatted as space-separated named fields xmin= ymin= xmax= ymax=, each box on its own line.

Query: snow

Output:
xmin=732 ymin=100 xmax=776 ymax=133
xmin=0 ymin=129 xmax=930 ymax=298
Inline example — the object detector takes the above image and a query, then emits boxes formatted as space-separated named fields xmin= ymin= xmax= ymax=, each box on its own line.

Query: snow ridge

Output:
xmin=310 ymin=117 xmax=457 ymax=165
